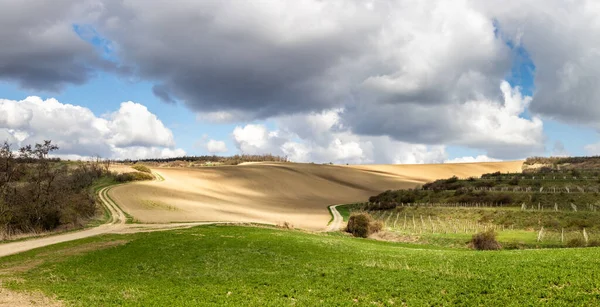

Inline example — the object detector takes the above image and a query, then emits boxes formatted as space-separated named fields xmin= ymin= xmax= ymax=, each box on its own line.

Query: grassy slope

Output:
xmin=2 ymin=225 xmax=600 ymax=306
xmin=337 ymin=203 xmax=362 ymax=222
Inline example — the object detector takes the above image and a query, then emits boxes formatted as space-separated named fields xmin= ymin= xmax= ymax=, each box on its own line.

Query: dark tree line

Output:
xmin=0 ymin=141 xmax=110 ymax=237
xmin=117 ymin=154 xmax=288 ymax=165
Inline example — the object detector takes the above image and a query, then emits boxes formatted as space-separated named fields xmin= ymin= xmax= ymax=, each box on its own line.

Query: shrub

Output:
xmin=369 ymin=220 xmax=384 ymax=234
xmin=566 ymin=238 xmax=586 ymax=248
xmin=115 ymin=172 xmax=154 ymax=182
xmin=346 ymin=213 xmax=383 ymax=238
xmin=131 ymin=164 xmax=152 ymax=173
xmin=470 ymin=230 xmax=501 ymax=250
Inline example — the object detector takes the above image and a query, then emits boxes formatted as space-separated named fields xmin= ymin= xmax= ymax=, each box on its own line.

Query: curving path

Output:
xmin=0 ymin=173 xmax=213 ymax=258
xmin=326 ymin=205 xmax=344 ymax=232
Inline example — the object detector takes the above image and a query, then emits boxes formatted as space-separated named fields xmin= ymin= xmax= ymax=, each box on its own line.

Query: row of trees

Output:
xmin=0 ymin=141 xmax=110 ymax=237
xmin=118 ymin=154 xmax=288 ymax=165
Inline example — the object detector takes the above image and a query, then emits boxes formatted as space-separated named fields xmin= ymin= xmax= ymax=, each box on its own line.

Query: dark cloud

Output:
xmin=0 ymin=0 xmax=115 ymax=91
xmin=152 ymin=84 xmax=176 ymax=104
xmin=94 ymin=1 xmax=379 ymax=118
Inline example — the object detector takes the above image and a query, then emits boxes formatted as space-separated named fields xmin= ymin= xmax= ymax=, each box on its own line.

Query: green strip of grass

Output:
xmin=3 ymin=225 xmax=600 ymax=306
xmin=153 ymin=171 xmax=165 ymax=181
xmin=336 ymin=203 xmax=363 ymax=222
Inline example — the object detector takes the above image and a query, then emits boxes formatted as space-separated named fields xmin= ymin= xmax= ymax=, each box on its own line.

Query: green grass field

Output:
xmin=2 ymin=225 xmax=600 ymax=306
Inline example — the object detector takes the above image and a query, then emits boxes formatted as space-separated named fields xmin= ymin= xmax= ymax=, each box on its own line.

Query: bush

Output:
xmin=566 ymin=238 xmax=586 ymax=248
xmin=346 ymin=213 xmax=383 ymax=238
xmin=115 ymin=172 xmax=154 ymax=182
xmin=131 ymin=164 xmax=152 ymax=173
xmin=370 ymin=220 xmax=384 ymax=234
xmin=470 ymin=230 xmax=501 ymax=250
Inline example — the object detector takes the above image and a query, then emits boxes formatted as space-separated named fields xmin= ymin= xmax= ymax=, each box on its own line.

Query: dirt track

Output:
xmin=327 ymin=205 xmax=344 ymax=231
xmin=109 ymin=161 xmax=523 ymax=230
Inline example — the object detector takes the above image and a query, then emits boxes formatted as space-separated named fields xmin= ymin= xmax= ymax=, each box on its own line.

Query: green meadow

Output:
xmin=1 ymin=225 xmax=600 ymax=306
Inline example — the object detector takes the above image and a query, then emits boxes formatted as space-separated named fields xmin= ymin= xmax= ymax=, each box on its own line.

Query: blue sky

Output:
xmin=1 ymin=1 xmax=599 ymax=163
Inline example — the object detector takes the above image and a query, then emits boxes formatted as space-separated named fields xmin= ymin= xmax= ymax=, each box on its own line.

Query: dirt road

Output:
xmin=327 ymin=205 xmax=344 ymax=231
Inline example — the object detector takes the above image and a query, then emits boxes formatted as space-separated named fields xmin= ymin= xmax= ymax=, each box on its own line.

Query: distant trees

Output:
xmin=117 ymin=154 xmax=288 ymax=165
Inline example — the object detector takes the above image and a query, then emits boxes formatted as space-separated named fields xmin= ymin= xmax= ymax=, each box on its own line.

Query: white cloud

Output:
xmin=232 ymin=124 xmax=288 ymax=155
xmin=106 ymin=101 xmax=175 ymax=148
xmin=231 ymin=110 xmax=448 ymax=164
xmin=451 ymin=81 xmax=544 ymax=157
xmin=0 ymin=96 xmax=185 ymax=159
xmin=445 ymin=155 xmax=501 ymax=164
xmin=111 ymin=146 xmax=186 ymax=160
xmin=206 ymin=139 xmax=228 ymax=153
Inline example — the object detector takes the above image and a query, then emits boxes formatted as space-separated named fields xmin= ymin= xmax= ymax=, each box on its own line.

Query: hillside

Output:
xmin=343 ymin=162 xmax=600 ymax=248
xmin=108 ymin=161 xmax=523 ymax=230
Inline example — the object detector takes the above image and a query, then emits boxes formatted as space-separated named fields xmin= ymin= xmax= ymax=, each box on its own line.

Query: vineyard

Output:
xmin=344 ymin=167 xmax=600 ymax=248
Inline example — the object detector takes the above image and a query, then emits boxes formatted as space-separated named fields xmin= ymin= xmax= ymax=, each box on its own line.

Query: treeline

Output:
xmin=0 ymin=141 xmax=109 ymax=236
xmin=118 ymin=154 xmax=288 ymax=165
xmin=525 ymin=156 xmax=600 ymax=166
xmin=367 ymin=189 xmax=514 ymax=210
xmin=0 ymin=141 xmax=151 ymax=238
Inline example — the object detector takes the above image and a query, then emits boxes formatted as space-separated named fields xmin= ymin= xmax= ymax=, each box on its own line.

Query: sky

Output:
xmin=1 ymin=0 xmax=599 ymax=164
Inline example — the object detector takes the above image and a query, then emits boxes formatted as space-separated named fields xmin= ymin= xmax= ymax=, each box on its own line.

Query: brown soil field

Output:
xmin=108 ymin=161 xmax=523 ymax=230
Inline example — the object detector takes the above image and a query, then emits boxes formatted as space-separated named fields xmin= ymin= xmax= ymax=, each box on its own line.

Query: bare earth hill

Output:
xmin=109 ymin=161 xmax=523 ymax=230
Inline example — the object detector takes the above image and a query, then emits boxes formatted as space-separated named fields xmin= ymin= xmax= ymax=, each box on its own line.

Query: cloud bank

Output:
xmin=0 ymin=96 xmax=184 ymax=159
xmin=2 ymin=1 xmax=599 ymax=161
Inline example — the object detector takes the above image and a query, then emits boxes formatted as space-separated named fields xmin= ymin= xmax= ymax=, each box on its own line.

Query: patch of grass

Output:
xmin=336 ymin=203 xmax=362 ymax=222
xmin=140 ymin=200 xmax=178 ymax=211
xmin=153 ymin=172 xmax=165 ymax=181
xmin=131 ymin=164 xmax=152 ymax=173
xmin=3 ymin=225 xmax=600 ymax=305
xmin=90 ymin=176 xmax=119 ymax=194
